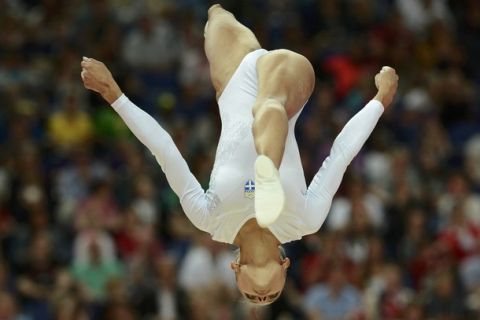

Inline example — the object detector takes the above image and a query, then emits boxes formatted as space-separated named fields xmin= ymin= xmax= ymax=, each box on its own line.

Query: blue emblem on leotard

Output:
xmin=244 ymin=179 xmax=255 ymax=199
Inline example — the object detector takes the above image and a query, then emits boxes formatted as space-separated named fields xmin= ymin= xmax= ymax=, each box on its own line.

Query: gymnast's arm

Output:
xmin=80 ymin=57 xmax=211 ymax=231
xmin=302 ymin=67 xmax=399 ymax=233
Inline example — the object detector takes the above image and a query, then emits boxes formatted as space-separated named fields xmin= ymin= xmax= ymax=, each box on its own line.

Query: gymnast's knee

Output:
xmin=208 ymin=4 xmax=233 ymax=19
xmin=206 ymin=4 xmax=237 ymax=36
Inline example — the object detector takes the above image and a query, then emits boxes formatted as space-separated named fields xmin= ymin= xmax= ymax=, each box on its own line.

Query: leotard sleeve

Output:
xmin=302 ymin=99 xmax=384 ymax=234
xmin=111 ymin=94 xmax=211 ymax=231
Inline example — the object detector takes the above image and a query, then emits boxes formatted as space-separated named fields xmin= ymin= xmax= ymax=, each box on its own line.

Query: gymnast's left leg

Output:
xmin=253 ymin=49 xmax=315 ymax=227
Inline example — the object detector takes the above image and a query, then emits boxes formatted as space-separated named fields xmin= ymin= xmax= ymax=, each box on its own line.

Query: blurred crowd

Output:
xmin=0 ymin=0 xmax=480 ymax=319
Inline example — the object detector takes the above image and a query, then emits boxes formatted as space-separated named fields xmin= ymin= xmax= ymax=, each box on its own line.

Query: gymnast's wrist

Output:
xmin=373 ymin=91 xmax=390 ymax=109
xmin=101 ymin=81 xmax=123 ymax=105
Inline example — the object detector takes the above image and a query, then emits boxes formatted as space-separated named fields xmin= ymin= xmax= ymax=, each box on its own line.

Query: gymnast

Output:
xmin=80 ymin=4 xmax=398 ymax=305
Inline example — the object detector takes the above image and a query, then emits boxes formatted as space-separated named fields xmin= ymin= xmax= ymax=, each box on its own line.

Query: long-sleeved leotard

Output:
xmin=112 ymin=49 xmax=384 ymax=244
xmin=111 ymin=90 xmax=383 ymax=244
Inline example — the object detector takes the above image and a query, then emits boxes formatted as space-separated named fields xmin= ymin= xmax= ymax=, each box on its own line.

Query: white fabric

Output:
xmin=111 ymin=49 xmax=384 ymax=244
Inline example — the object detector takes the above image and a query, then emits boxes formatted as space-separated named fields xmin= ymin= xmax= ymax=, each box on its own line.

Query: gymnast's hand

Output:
xmin=374 ymin=66 xmax=399 ymax=109
xmin=80 ymin=57 xmax=123 ymax=104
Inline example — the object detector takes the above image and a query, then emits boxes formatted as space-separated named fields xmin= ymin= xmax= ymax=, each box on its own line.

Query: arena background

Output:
xmin=1 ymin=0 xmax=480 ymax=319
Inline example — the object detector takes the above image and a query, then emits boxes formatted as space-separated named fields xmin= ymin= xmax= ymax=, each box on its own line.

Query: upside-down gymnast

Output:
xmin=80 ymin=4 xmax=398 ymax=305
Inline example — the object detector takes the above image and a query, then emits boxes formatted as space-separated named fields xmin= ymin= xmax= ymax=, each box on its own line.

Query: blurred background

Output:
xmin=0 ymin=0 xmax=480 ymax=319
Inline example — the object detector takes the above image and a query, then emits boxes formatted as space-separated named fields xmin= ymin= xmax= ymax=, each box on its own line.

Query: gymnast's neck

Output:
xmin=234 ymin=218 xmax=281 ymax=266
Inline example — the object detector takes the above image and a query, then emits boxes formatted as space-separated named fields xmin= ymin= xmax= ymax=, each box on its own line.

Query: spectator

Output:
xmin=437 ymin=173 xmax=480 ymax=228
xmin=327 ymin=177 xmax=385 ymax=232
xmin=16 ymin=233 xmax=59 ymax=319
xmin=75 ymin=180 xmax=120 ymax=232
xmin=304 ymin=268 xmax=363 ymax=320
xmin=122 ymin=15 xmax=180 ymax=71
xmin=396 ymin=0 xmax=452 ymax=34
xmin=437 ymin=201 xmax=480 ymax=261
xmin=366 ymin=264 xmax=414 ymax=319
xmin=48 ymin=91 xmax=93 ymax=151
xmin=54 ymin=148 xmax=110 ymax=225
xmin=115 ymin=208 xmax=161 ymax=262
xmin=398 ymin=208 xmax=429 ymax=265
xmin=71 ymin=232 xmax=123 ymax=302
xmin=424 ymin=272 xmax=469 ymax=319
xmin=133 ymin=255 xmax=191 ymax=319
xmin=0 ymin=291 xmax=30 ymax=320
xmin=0 ymin=262 xmax=15 ymax=294
xmin=465 ymin=134 xmax=480 ymax=188
xmin=178 ymin=234 xmax=236 ymax=291
xmin=130 ymin=174 xmax=158 ymax=226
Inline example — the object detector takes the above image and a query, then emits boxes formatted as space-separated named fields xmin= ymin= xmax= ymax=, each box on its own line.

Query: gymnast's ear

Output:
xmin=281 ymin=257 xmax=290 ymax=270
xmin=230 ymin=261 xmax=240 ymax=272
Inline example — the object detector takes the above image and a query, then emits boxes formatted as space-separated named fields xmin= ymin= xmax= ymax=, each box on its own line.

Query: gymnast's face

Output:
xmin=231 ymin=258 xmax=290 ymax=305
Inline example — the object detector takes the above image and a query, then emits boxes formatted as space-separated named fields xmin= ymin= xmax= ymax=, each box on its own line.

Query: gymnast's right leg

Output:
xmin=204 ymin=4 xmax=261 ymax=99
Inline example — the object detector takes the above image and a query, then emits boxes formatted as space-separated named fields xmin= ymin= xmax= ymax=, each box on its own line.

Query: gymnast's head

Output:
xmin=230 ymin=246 xmax=290 ymax=305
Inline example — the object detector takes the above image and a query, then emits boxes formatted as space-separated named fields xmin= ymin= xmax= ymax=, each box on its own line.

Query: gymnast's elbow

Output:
xmin=180 ymin=208 xmax=210 ymax=233
xmin=302 ymin=214 xmax=327 ymax=235
xmin=330 ymin=140 xmax=358 ymax=164
xmin=179 ymin=198 xmax=211 ymax=232
xmin=303 ymin=223 xmax=324 ymax=236
xmin=302 ymin=203 xmax=331 ymax=234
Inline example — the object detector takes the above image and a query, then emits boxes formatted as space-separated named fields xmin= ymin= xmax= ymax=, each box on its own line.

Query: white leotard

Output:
xmin=111 ymin=49 xmax=384 ymax=244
